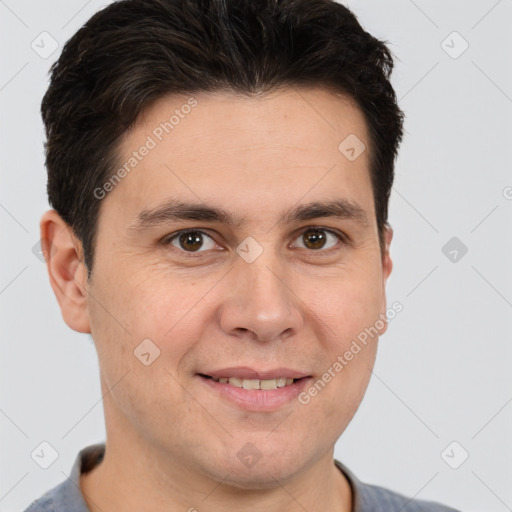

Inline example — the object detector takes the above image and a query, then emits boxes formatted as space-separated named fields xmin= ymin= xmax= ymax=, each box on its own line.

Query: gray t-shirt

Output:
xmin=23 ymin=443 xmax=460 ymax=512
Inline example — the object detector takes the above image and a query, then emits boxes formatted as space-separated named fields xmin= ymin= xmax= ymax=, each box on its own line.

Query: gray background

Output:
xmin=1 ymin=1 xmax=511 ymax=511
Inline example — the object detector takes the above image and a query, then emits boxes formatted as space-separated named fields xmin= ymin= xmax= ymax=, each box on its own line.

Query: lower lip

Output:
xmin=198 ymin=375 xmax=313 ymax=412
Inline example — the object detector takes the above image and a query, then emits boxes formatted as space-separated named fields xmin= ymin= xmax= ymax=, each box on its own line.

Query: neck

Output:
xmin=80 ymin=435 xmax=353 ymax=512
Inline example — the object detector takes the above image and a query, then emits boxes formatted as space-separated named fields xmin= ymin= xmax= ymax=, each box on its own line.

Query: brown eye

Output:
xmin=303 ymin=229 xmax=327 ymax=249
xmin=293 ymin=228 xmax=343 ymax=251
xmin=167 ymin=230 xmax=216 ymax=252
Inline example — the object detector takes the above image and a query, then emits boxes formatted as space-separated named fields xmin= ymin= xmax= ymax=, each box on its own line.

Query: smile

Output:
xmin=197 ymin=372 xmax=312 ymax=412
xmin=204 ymin=375 xmax=296 ymax=390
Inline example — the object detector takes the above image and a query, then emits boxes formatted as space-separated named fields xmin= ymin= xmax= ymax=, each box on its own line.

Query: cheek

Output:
xmin=90 ymin=257 xmax=200 ymax=339
xmin=301 ymin=265 xmax=383 ymax=420
xmin=87 ymin=271 xmax=205 ymax=440
xmin=311 ymin=265 xmax=384 ymax=343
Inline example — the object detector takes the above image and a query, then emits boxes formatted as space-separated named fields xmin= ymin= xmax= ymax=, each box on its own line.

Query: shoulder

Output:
xmin=356 ymin=479 xmax=461 ymax=511
xmin=334 ymin=459 xmax=461 ymax=512
xmin=22 ymin=480 xmax=63 ymax=512
xmin=22 ymin=443 xmax=104 ymax=512
xmin=22 ymin=475 xmax=89 ymax=512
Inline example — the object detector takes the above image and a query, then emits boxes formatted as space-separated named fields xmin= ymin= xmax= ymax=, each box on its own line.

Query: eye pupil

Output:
xmin=303 ymin=229 xmax=327 ymax=250
xmin=179 ymin=232 xmax=203 ymax=251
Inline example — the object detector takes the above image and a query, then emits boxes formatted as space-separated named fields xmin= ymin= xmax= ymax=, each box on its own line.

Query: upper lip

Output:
xmin=200 ymin=367 xmax=311 ymax=380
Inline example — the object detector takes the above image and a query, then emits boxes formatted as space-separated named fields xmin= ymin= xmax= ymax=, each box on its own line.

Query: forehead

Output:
xmin=105 ymin=86 xmax=374 ymax=228
xmin=131 ymin=85 xmax=369 ymax=153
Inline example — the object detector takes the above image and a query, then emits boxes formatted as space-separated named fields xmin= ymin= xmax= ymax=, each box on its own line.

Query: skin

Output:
xmin=41 ymin=85 xmax=393 ymax=512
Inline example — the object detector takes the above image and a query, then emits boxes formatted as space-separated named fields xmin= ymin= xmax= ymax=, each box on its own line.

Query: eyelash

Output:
xmin=161 ymin=226 xmax=349 ymax=258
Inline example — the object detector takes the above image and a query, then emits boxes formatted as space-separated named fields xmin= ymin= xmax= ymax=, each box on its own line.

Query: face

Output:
xmin=47 ymin=86 xmax=392 ymax=488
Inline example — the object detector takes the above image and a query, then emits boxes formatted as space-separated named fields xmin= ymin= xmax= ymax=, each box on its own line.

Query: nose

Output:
xmin=218 ymin=251 xmax=304 ymax=343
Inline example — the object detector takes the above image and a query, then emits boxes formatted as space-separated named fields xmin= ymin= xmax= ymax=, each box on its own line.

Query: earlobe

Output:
xmin=40 ymin=209 xmax=91 ymax=334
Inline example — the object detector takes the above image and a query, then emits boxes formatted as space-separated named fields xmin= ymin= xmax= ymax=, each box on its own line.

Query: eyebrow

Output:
xmin=129 ymin=197 xmax=369 ymax=232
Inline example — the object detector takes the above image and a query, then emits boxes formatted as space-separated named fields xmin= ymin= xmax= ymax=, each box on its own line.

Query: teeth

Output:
xmin=261 ymin=379 xmax=277 ymax=390
xmin=210 ymin=376 xmax=297 ymax=389
xmin=242 ymin=379 xmax=260 ymax=390
xmin=228 ymin=377 xmax=243 ymax=387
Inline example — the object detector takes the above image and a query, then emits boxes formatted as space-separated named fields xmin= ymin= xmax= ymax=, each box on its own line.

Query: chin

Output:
xmin=218 ymin=465 xmax=299 ymax=490
xmin=197 ymin=447 xmax=308 ymax=490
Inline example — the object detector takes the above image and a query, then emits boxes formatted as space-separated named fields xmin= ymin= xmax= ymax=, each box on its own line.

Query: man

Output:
xmin=25 ymin=0 xmax=460 ymax=510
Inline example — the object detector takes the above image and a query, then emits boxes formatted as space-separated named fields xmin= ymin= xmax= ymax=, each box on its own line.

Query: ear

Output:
xmin=377 ymin=223 xmax=394 ymax=335
xmin=381 ymin=223 xmax=393 ymax=284
xmin=40 ymin=209 xmax=91 ymax=333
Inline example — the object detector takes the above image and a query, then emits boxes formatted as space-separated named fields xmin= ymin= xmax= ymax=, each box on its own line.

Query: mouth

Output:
xmin=196 ymin=369 xmax=313 ymax=411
